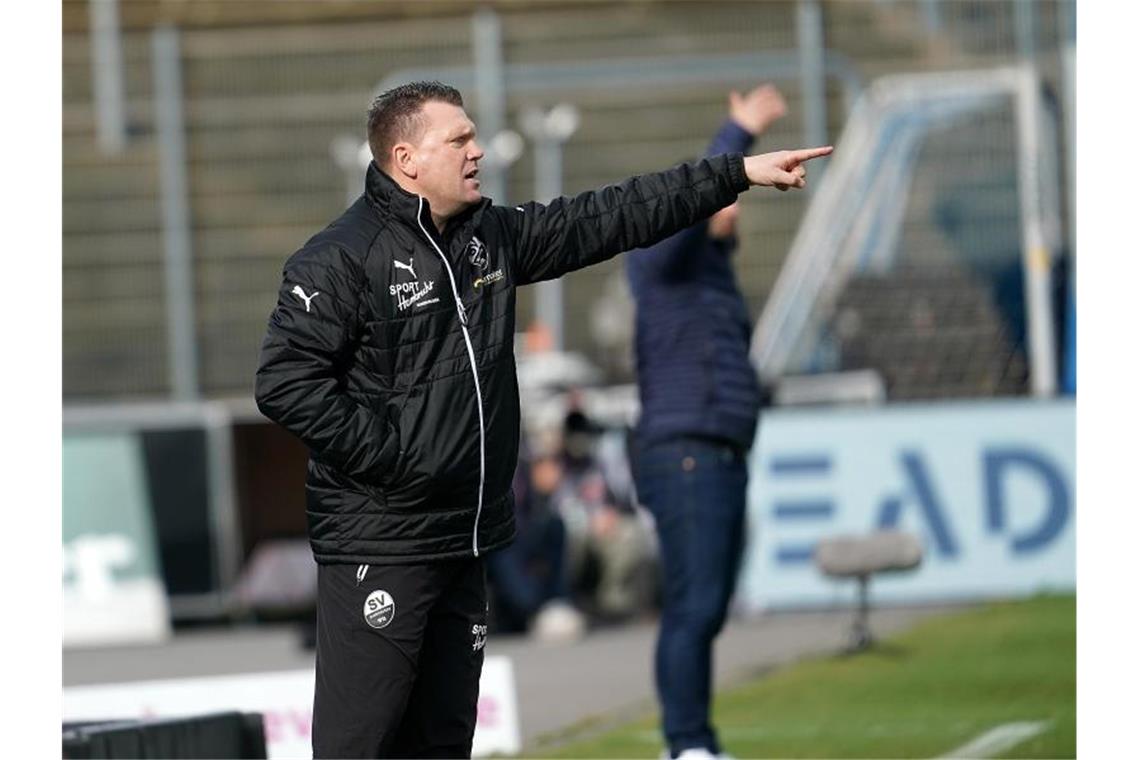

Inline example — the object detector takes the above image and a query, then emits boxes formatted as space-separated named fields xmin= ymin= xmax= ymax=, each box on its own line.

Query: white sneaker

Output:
xmin=674 ymin=749 xmax=718 ymax=760
xmin=671 ymin=749 xmax=733 ymax=760
xmin=531 ymin=600 xmax=586 ymax=645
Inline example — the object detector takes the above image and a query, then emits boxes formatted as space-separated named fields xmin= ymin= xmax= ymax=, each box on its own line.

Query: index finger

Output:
xmin=790 ymin=145 xmax=833 ymax=162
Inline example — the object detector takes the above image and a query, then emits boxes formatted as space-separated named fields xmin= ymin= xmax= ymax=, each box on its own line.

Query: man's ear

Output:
xmin=392 ymin=143 xmax=417 ymax=179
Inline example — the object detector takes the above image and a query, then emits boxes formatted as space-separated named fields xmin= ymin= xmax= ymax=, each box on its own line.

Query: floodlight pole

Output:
xmin=797 ymin=0 xmax=829 ymax=186
xmin=1014 ymin=0 xmax=1039 ymax=66
xmin=153 ymin=25 xmax=200 ymax=400
xmin=89 ymin=0 xmax=127 ymax=154
xmin=473 ymin=8 xmax=509 ymax=204
xmin=522 ymin=105 xmax=581 ymax=352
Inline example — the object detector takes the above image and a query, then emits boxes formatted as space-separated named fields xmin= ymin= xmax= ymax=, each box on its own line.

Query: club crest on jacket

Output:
xmin=466 ymin=236 xmax=488 ymax=270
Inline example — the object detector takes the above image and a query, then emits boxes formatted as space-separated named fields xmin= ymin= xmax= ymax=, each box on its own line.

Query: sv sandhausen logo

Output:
xmin=363 ymin=589 xmax=396 ymax=629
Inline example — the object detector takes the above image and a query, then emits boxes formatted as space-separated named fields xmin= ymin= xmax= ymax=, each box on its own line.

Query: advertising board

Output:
xmin=63 ymin=433 xmax=171 ymax=646
xmin=735 ymin=399 xmax=1075 ymax=610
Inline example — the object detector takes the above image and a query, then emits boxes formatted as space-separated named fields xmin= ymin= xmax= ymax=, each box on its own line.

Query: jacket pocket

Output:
xmin=377 ymin=419 xmax=403 ymax=482
xmin=377 ymin=394 xmax=410 ymax=486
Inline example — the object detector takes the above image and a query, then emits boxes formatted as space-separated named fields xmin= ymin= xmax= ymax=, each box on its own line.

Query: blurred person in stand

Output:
xmin=485 ymin=445 xmax=585 ymax=643
xmin=255 ymin=79 xmax=828 ymax=758
xmin=558 ymin=407 xmax=657 ymax=623
xmin=625 ymin=83 xmax=787 ymax=760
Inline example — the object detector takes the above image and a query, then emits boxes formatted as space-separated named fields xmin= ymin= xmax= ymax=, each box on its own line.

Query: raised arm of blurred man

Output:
xmin=254 ymin=80 xmax=823 ymax=760
xmin=625 ymin=83 xmax=788 ymax=760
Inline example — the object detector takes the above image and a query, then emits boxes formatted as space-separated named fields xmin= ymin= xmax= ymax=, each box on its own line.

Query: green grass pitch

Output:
xmin=530 ymin=594 xmax=1075 ymax=758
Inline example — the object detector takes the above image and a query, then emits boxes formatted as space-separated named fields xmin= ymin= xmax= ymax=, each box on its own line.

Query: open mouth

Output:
xmin=465 ymin=168 xmax=479 ymax=181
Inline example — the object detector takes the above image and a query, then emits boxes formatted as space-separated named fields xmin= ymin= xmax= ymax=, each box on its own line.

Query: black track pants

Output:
xmin=311 ymin=557 xmax=488 ymax=759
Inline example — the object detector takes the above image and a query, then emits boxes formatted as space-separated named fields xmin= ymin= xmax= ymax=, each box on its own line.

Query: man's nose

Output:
xmin=469 ymin=140 xmax=485 ymax=161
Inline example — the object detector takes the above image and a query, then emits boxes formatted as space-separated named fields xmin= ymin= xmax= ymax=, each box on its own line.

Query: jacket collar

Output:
xmin=364 ymin=161 xmax=490 ymax=241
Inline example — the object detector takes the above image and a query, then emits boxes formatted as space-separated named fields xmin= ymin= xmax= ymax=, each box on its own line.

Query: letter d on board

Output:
xmin=983 ymin=448 xmax=1070 ymax=554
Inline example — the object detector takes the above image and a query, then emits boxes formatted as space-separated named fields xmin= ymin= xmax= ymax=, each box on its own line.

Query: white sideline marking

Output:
xmin=937 ymin=721 xmax=1049 ymax=758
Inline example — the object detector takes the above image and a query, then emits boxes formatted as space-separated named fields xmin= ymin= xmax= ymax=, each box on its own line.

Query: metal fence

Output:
xmin=62 ymin=0 xmax=1074 ymax=402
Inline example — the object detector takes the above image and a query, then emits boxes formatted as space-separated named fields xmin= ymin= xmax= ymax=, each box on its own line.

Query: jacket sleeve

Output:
xmin=500 ymin=152 xmax=750 ymax=286
xmin=254 ymin=244 xmax=398 ymax=483
xmin=627 ymin=120 xmax=756 ymax=280
xmin=707 ymin=118 xmax=755 ymax=160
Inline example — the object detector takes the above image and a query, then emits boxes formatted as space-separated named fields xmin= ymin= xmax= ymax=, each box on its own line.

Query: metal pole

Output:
xmin=523 ymin=105 xmax=579 ymax=352
xmin=534 ymin=136 xmax=565 ymax=351
xmin=1060 ymin=1 xmax=1076 ymax=393
xmin=1014 ymin=0 xmax=1038 ymax=64
xmin=1061 ymin=3 xmax=1075 ymax=259
xmin=920 ymin=0 xmax=943 ymax=36
xmin=472 ymin=7 xmax=509 ymax=204
xmin=797 ymin=0 xmax=829 ymax=184
xmin=153 ymin=26 xmax=200 ymax=400
xmin=330 ymin=135 xmax=368 ymax=206
xmin=1015 ymin=66 xmax=1057 ymax=397
xmin=89 ymin=0 xmax=127 ymax=154
xmin=203 ymin=403 xmax=241 ymax=614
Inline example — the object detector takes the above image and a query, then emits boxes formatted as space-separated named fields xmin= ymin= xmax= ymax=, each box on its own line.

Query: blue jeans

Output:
xmin=486 ymin=510 xmax=568 ymax=632
xmin=635 ymin=436 xmax=748 ymax=757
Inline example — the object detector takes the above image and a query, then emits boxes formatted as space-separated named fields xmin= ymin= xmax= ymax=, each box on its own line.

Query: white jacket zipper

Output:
xmin=416 ymin=198 xmax=486 ymax=557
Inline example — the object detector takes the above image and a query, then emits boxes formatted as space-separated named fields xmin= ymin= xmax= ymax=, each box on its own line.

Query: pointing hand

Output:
xmin=743 ymin=146 xmax=834 ymax=191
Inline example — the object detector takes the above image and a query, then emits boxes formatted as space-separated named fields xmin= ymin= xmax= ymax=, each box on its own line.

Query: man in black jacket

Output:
xmin=627 ymin=83 xmax=787 ymax=760
xmin=254 ymin=80 xmax=829 ymax=759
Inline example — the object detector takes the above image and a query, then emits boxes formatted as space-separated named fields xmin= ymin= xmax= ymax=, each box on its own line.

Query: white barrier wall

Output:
xmin=736 ymin=399 xmax=1075 ymax=611
xmin=63 ymin=656 xmax=520 ymax=759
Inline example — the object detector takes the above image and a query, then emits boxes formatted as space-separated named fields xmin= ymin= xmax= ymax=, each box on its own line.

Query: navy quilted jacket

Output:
xmin=626 ymin=120 xmax=763 ymax=450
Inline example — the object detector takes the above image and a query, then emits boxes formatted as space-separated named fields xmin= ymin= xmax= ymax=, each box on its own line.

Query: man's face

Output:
xmin=407 ymin=100 xmax=485 ymax=219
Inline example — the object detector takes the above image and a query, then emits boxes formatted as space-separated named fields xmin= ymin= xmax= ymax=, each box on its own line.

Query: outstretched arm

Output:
xmin=500 ymin=143 xmax=831 ymax=285
xmin=502 ymin=153 xmax=750 ymax=286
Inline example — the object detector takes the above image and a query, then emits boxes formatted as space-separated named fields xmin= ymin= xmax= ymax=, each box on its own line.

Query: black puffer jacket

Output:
xmin=255 ymin=155 xmax=749 ymax=564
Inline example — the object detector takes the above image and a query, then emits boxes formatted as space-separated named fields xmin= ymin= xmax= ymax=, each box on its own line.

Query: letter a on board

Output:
xmin=875 ymin=450 xmax=958 ymax=558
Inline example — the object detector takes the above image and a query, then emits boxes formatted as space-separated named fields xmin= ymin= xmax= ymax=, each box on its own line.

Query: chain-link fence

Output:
xmin=62 ymin=0 xmax=1074 ymax=402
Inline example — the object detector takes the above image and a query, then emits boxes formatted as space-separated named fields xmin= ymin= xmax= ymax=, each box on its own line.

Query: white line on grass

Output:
xmin=937 ymin=721 xmax=1049 ymax=759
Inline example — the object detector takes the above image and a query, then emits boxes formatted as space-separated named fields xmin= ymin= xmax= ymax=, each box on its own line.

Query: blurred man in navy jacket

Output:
xmin=626 ymin=84 xmax=787 ymax=760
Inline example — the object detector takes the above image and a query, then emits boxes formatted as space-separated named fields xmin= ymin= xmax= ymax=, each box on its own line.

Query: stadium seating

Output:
xmin=62 ymin=2 xmax=1069 ymax=400
xmin=830 ymin=265 xmax=1028 ymax=399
